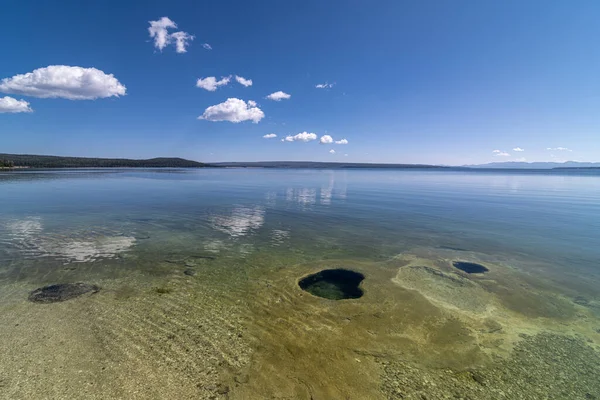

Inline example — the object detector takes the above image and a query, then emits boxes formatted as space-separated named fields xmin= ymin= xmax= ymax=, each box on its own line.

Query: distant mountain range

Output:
xmin=465 ymin=161 xmax=600 ymax=169
xmin=0 ymin=154 xmax=205 ymax=168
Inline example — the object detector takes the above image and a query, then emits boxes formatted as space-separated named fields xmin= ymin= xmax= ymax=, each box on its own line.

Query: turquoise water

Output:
xmin=1 ymin=168 xmax=599 ymax=399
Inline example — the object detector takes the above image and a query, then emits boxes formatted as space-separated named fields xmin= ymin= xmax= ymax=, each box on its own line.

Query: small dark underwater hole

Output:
xmin=453 ymin=261 xmax=489 ymax=274
xmin=298 ymin=269 xmax=365 ymax=300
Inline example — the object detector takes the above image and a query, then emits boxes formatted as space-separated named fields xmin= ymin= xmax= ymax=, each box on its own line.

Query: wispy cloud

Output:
xmin=513 ymin=147 xmax=524 ymax=152
xmin=284 ymin=132 xmax=317 ymax=142
xmin=199 ymin=98 xmax=264 ymax=123
xmin=492 ymin=150 xmax=510 ymax=157
xmin=0 ymin=65 xmax=126 ymax=100
xmin=329 ymin=149 xmax=336 ymax=154
xmin=0 ymin=96 xmax=33 ymax=113
xmin=202 ymin=43 xmax=212 ymax=50
xmin=263 ymin=133 xmax=277 ymax=139
xmin=235 ymin=76 xmax=253 ymax=87
xmin=316 ymin=82 xmax=335 ymax=89
xmin=196 ymin=76 xmax=231 ymax=91
xmin=266 ymin=91 xmax=291 ymax=101
xmin=148 ymin=17 xmax=194 ymax=53
xmin=546 ymin=147 xmax=572 ymax=152
xmin=170 ymin=31 xmax=194 ymax=53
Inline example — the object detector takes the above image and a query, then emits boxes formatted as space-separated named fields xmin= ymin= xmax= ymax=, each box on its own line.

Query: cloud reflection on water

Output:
xmin=2 ymin=217 xmax=136 ymax=263
xmin=209 ymin=206 xmax=265 ymax=238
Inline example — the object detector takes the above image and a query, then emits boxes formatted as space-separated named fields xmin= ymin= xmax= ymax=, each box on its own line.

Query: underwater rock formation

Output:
xmin=28 ymin=283 xmax=100 ymax=303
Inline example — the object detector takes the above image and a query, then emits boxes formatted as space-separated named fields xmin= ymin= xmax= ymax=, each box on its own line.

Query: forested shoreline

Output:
xmin=0 ymin=154 xmax=205 ymax=169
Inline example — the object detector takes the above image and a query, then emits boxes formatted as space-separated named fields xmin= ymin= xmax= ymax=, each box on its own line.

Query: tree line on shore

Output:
xmin=1 ymin=159 xmax=15 ymax=168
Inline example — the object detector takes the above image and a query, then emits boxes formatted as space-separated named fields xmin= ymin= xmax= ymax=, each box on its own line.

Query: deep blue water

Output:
xmin=1 ymin=168 xmax=599 ymax=283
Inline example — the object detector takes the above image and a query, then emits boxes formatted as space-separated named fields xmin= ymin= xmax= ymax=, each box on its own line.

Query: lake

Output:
xmin=1 ymin=168 xmax=599 ymax=399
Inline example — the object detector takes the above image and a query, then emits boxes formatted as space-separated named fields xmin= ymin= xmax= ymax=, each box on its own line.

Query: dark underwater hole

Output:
xmin=28 ymin=283 xmax=100 ymax=303
xmin=453 ymin=261 xmax=489 ymax=274
xmin=298 ymin=269 xmax=365 ymax=300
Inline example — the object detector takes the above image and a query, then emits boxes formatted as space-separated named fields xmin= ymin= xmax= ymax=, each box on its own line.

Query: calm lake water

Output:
xmin=1 ymin=168 xmax=599 ymax=399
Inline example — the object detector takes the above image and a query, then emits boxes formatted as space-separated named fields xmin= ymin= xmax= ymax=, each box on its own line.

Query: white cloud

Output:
xmin=0 ymin=65 xmax=126 ymax=100
xmin=319 ymin=135 xmax=333 ymax=144
xmin=170 ymin=31 xmax=194 ymax=53
xmin=0 ymin=96 xmax=32 ymax=113
xmin=335 ymin=138 xmax=348 ymax=145
xmin=513 ymin=147 xmax=524 ymax=152
xmin=284 ymin=132 xmax=317 ymax=142
xmin=235 ymin=76 xmax=253 ymax=87
xmin=202 ymin=43 xmax=212 ymax=50
xmin=247 ymin=100 xmax=257 ymax=107
xmin=196 ymin=76 xmax=231 ymax=91
xmin=329 ymin=149 xmax=336 ymax=154
xmin=266 ymin=91 xmax=291 ymax=101
xmin=199 ymin=98 xmax=264 ymax=123
xmin=316 ymin=82 xmax=334 ymax=89
xmin=263 ymin=133 xmax=277 ymax=139
xmin=546 ymin=147 xmax=572 ymax=151
xmin=148 ymin=17 xmax=194 ymax=53
xmin=492 ymin=150 xmax=510 ymax=157
xmin=148 ymin=17 xmax=176 ymax=51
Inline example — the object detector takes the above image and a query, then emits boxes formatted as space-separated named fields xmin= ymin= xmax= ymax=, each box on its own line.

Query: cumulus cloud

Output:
xmin=0 ymin=96 xmax=32 ymax=113
xmin=263 ymin=133 xmax=277 ymax=139
xmin=335 ymin=138 xmax=348 ymax=145
xmin=546 ymin=147 xmax=572 ymax=151
xmin=202 ymin=43 xmax=212 ymax=50
xmin=266 ymin=91 xmax=291 ymax=101
xmin=199 ymin=98 xmax=264 ymax=123
xmin=492 ymin=150 xmax=510 ymax=157
xmin=0 ymin=65 xmax=126 ymax=100
xmin=513 ymin=147 xmax=524 ymax=152
xmin=235 ymin=76 xmax=253 ymax=87
xmin=148 ymin=17 xmax=194 ymax=53
xmin=284 ymin=132 xmax=317 ymax=142
xmin=196 ymin=76 xmax=231 ymax=91
xmin=316 ymin=82 xmax=334 ymax=89
xmin=329 ymin=149 xmax=336 ymax=154
xmin=319 ymin=135 xmax=333 ymax=144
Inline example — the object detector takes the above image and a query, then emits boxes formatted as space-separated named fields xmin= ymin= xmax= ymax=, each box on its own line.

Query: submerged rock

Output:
xmin=452 ymin=261 xmax=489 ymax=274
xmin=299 ymin=269 xmax=365 ymax=300
xmin=28 ymin=283 xmax=100 ymax=303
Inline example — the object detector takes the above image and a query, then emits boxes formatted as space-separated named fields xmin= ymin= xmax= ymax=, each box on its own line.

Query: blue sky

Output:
xmin=1 ymin=0 xmax=599 ymax=165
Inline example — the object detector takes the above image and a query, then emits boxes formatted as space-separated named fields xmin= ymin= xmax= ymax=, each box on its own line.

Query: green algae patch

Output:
xmin=298 ymin=269 xmax=365 ymax=300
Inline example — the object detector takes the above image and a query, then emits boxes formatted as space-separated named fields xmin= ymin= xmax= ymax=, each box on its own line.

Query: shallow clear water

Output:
xmin=2 ymin=168 xmax=599 ymax=271
xmin=1 ymin=168 xmax=599 ymax=399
